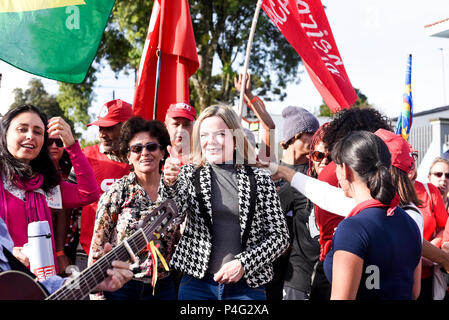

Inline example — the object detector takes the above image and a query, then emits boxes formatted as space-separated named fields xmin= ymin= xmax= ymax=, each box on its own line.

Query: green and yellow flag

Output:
xmin=0 ymin=0 xmax=115 ymax=83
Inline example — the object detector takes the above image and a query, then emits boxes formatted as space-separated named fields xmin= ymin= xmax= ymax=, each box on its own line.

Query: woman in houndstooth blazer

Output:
xmin=162 ymin=104 xmax=289 ymax=300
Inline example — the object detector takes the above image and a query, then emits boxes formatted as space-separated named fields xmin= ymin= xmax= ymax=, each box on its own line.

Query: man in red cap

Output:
xmin=164 ymin=102 xmax=196 ymax=165
xmin=73 ymin=99 xmax=134 ymax=273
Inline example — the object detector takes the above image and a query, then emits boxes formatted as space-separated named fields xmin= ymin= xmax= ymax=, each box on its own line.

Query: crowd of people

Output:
xmin=1 ymin=74 xmax=449 ymax=300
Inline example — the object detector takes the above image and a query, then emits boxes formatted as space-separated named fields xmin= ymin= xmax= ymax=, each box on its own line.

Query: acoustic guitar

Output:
xmin=0 ymin=199 xmax=178 ymax=300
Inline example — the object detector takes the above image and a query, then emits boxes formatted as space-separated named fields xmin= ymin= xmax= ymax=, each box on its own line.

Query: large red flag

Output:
xmin=133 ymin=0 xmax=199 ymax=121
xmin=262 ymin=0 xmax=357 ymax=113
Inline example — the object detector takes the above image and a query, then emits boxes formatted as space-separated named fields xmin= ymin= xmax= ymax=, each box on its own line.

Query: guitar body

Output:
xmin=0 ymin=270 xmax=48 ymax=300
xmin=0 ymin=199 xmax=178 ymax=300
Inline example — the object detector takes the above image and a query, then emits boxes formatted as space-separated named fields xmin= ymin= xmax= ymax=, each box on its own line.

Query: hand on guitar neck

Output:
xmin=0 ymin=199 xmax=178 ymax=300
xmin=93 ymin=242 xmax=133 ymax=292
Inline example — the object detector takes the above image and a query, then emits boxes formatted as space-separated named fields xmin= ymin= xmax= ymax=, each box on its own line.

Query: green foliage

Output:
xmin=79 ymin=138 xmax=100 ymax=149
xmin=56 ymin=58 xmax=99 ymax=127
xmin=189 ymin=0 xmax=302 ymax=110
xmin=54 ymin=0 xmax=304 ymax=120
xmin=319 ymin=88 xmax=371 ymax=117
xmin=10 ymin=78 xmax=77 ymax=136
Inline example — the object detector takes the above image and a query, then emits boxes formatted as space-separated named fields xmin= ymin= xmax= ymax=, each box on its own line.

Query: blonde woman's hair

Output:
xmin=428 ymin=157 xmax=449 ymax=176
xmin=192 ymin=104 xmax=256 ymax=167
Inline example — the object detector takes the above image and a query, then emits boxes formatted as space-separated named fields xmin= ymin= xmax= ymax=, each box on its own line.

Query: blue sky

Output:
xmin=1 ymin=0 xmax=449 ymax=140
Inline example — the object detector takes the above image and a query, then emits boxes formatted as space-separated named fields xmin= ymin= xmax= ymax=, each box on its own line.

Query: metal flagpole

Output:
xmin=153 ymin=49 xmax=162 ymax=120
xmin=153 ymin=0 xmax=165 ymax=120
xmin=238 ymin=0 xmax=263 ymax=117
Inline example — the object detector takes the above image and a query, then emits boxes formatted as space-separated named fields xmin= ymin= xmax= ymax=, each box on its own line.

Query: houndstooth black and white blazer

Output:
xmin=161 ymin=163 xmax=290 ymax=288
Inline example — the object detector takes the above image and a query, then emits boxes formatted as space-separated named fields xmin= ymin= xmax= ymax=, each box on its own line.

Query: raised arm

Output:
xmin=234 ymin=73 xmax=276 ymax=162
xmin=59 ymin=141 xmax=100 ymax=208
xmin=47 ymin=116 xmax=99 ymax=208
xmin=275 ymin=164 xmax=354 ymax=217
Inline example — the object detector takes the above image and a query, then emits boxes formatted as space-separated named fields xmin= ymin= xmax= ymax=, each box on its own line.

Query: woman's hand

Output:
xmin=47 ymin=117 xmax=75 ymax=147
xmin=258 ymin=160 xmax=296 ymax=184
xmin=57 ymin=254 xmax=72 ymax=276
xmin=13 ymin=247 xmax=30 ymax=267
xmin=213 ymin=259 xmax=245 ymax=284
xmin=93 ymin=243 xmax=133 ymax=292
xmin=234 ymin=73 xmax=253 ymax=99
xmin=163 ymin=146 xmax=181 ymax=186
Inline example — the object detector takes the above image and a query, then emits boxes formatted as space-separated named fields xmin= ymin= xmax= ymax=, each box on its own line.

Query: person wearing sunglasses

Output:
xmin=88 ymin=116 xmax=177 ymax=300
xmin=407 ymin=154 xmax=449 ymax=299
xmin=267 ymin=130 xmax=423 ymax=299
xmin=308 ymin=123 xmax=331 ymax=179
xmin=428 ymin=157 xmax=449 ymax=213
xmin=47 ymin=133 xmax=76 ymax=276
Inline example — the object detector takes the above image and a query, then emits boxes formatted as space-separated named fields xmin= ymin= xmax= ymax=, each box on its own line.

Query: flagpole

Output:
xmin=153 ymin=49 xmax=162 ymax=120
xmin=238 ymin=0 xmax=263 ymax=117
xmin=153 ymin=0 xmax=166 ymax=120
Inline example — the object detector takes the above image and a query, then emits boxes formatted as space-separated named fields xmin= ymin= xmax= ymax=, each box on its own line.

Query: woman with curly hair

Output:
xmin=88 ymin=116 xmax=177 ymax=300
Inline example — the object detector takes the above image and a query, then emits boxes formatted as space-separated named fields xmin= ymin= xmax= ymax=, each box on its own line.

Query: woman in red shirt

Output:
xmin=409 ymin=154 xmax=448 ymax=299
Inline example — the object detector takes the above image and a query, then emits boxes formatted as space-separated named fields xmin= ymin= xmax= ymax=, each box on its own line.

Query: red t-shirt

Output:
xmin=415 ymin=181 xmax=449 ymax=278
xmin=414 ymin=181 xmax=448 ymax=242
xmin=315 ymin=161 xmax=345 ymax=261
xmin=443 ymin=218 xmax=449 ymax=244
xmin=79 ymin=144 xmax=130 ymax=255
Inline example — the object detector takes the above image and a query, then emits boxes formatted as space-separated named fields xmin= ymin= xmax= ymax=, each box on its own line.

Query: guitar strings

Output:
xmin=49 ymin=211 xmax=174 ymax=300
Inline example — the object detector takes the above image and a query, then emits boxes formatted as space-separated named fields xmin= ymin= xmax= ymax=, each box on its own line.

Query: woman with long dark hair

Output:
xmin=0 ymin=105 xmax=99 ymax=271
xmin=323 ymin=131 xmax=421 ymax=299
xmin=47 ymin=131 xmax=75 ymax=275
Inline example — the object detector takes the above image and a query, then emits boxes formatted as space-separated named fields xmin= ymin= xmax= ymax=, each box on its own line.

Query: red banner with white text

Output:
xmin=262 ymin=0 xmax=357 ymax=113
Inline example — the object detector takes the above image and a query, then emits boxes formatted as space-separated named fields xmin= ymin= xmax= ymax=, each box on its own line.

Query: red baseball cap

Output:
xmin=87 ymin=99 xmax=134 ymax=127
xmin=374 ymin=129 xmax=413 ymax=173
xmin=166 ymin=102 xmax=196 ymax=121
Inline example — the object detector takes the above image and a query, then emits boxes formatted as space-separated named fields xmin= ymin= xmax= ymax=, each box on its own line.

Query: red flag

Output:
xmin=262 ymin=0 xmax=357 ymax=113
xmin=133 ymin=0 xmax=199 ymax=121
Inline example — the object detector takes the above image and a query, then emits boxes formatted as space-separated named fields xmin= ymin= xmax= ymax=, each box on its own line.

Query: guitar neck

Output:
xmin=48 ymin=201 xmax=176 ymax=300
xmin=48 ymin=229 xmax=145 ymax=300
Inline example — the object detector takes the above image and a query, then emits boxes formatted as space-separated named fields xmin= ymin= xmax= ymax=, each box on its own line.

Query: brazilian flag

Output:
xmin=0 ymin=1 xmax=115 ymax=83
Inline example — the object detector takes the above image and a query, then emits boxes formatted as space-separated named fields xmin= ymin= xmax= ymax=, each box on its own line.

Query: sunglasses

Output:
xmin=431 ymin=172 xmax=449 ymax=179
xmin=129 ymin=142 xmax=161 ymax=153
xmin=47 ymin=138 xmax=63 ymax=148
xmin=311 ymin=150 xmax=331 ymax=163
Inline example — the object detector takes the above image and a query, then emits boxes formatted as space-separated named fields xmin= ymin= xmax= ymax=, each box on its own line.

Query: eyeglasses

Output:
xmin=129 ymin=142 xmax=161 ymax=153
xmin=47 ymin=138 xmax=63 ymax=147
xmin=431 ymin=172 xmax=449 ymax=179
xmin=311 ymin=150 xmax=331 ymax=163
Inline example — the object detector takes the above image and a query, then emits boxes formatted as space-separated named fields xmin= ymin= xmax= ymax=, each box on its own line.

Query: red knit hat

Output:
xmin=87 ymin=99 xmax=134 ymax=127
xmin=374 ymin=129 xmax=413 ymax=173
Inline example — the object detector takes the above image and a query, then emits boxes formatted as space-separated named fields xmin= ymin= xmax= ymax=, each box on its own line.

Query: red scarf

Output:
xmin=346 ymin=193 xmax=401 ymax=218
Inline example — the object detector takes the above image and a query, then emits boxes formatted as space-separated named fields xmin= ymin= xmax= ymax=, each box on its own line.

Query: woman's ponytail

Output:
xmin=332 ymin=131 xmax=395 ymax=205
xmin=367 ymin=165 xmax=395 ymax=205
